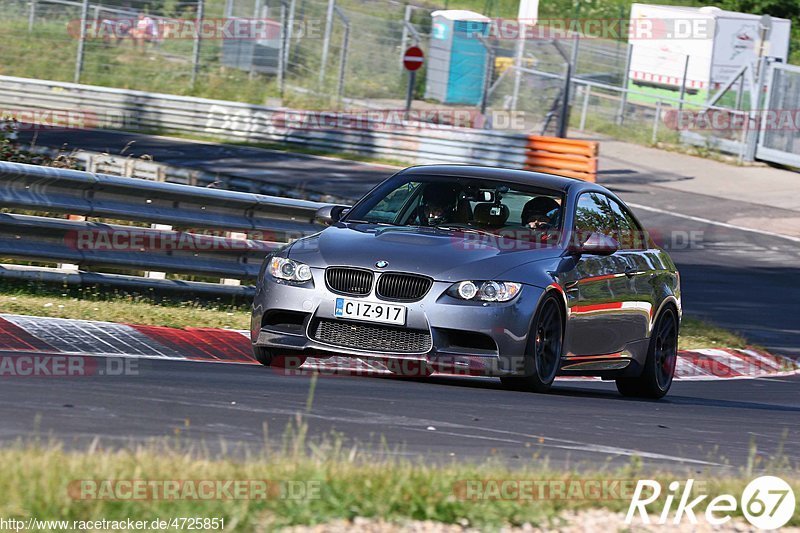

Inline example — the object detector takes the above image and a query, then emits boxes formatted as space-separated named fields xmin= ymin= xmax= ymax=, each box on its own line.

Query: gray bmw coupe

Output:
xmin=251 ymin=165 xmax=681 ymax=398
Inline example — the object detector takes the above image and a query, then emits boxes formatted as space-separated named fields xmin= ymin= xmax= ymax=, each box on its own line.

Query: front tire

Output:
xmin=501 ymin=294 xmax=563 ymax=393
xmin=616 ymin=307 xmax=678 ymax=399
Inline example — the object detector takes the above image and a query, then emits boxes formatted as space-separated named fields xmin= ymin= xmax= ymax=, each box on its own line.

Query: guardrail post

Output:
xmin=74 ymin=0 xmax=90 ymax=84
xmin=144 ymin=224 xmax=172 ymax=280
xmin=58 ymin=215 xmax=86 ymax=271
xmin=220 ymin=231 xmax=247 ymax=286
xmin=190 ymin=0 xmax=204 ymax=88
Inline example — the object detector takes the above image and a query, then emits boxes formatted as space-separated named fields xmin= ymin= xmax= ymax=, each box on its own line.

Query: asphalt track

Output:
xmin=4 ymin=128 xmax=800 ymax=468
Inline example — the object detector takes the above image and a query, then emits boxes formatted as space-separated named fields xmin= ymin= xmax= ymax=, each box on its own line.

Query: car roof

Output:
xmin=398 ymin=165 xmax=604 ymax=194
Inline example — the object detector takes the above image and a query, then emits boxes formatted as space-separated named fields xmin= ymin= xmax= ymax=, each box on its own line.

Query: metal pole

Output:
xmin=551 ymin=40 xmax=571 ymax=138
xmin=615 ymin=43 xmax=632 ymax=125
xmin=678 ymin=54 xmax=689 ymax=111
xmin=73 ymin=0 xmax=90 ymax=84
xmin=735 ymin=73 xmax=745 ymax=111
xmin=28 ymin=0 xmax=37 ymax=32
xmin=405 ymin=70 xmax=416 ymax=120
xmin=652 ymin=99 xmax=661 ymax=144
xmin=277 ymin=0 xmax=287 ymax=97
xmin=400 ymin=4 xmax=412 ymax=67
xmin=224 ymin=0 xmax=233 ymax=18
xmin=319 ymin=0 xmax=335 ymax=85
xmin=283 ymin=0 xmax=296 ymax=76
xmin=510 ymin=31 xmax=525 ymax=111
xmin=478 ymin=35 xmax=494 ymax=117
xmin=190 ymin=0 xmax=204 ymax=88
xmin=579 ymin=84 xmax=590 ymax=131
xmin=249 ymin=0 xmax=263 ymax=79
xmin=334 ymin=6 xmax=349 ymax=105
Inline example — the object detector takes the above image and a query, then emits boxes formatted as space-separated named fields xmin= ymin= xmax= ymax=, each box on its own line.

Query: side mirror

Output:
xmin=314 ymin=205 xmax=349 ymax=226
xmin=569 ymin=232 xmax=619 ymax=256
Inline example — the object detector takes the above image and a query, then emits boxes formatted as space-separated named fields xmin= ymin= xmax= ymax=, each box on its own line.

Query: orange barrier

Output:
xmin=524 ymin=135 xmax=599 ymax=182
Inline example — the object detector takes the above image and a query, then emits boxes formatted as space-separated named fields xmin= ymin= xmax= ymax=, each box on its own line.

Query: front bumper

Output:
xmin=251 ymin=267 xmax=545 ymax=376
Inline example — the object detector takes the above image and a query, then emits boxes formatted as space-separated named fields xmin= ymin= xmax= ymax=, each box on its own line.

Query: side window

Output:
xmin=605 ymin=197 xmax=646 ymax=250
xmin=573 ymin=193 xmax=616 ymax=243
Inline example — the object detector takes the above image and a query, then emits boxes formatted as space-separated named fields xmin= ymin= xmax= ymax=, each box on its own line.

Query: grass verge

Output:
xmin=1 ymin=428 xmax=797 ymax=531
xmin=0 ymin=281 xmax=754 ymax=351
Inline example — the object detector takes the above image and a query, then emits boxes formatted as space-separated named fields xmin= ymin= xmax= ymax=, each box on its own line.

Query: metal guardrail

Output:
xmin=0 ymin=161 xmax=329 ymax=294
xmin=0 ymin=75 xmax=530 ymax=168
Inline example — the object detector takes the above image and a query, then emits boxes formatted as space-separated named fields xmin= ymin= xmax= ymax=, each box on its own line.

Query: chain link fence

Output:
xmin=0 ymin=0 xmax=794 ymax=164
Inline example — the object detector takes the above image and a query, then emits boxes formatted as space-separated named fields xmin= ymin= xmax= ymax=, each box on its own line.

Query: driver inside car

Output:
xmin=521 ymin=197 xmax=560 ymax=230
xmin=417 ymin=183 xmax=462 ymax=226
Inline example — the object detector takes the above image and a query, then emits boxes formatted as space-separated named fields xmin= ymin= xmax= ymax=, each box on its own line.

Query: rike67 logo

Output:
xmin=626 ymin=476 xmax=796 ymax=529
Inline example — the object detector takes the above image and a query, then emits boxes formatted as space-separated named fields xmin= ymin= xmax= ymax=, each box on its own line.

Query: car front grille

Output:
xmin=376 ymin=273 xmax=432 ymax=301
xmin=311 ymin=319 xmax=432 ymax=354
xmin=325 ymin=267 xmax=373 ymax=296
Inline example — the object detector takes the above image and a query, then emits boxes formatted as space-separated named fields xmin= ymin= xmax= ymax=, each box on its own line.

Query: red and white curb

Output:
xmin=0 ymin=314 xmax=798 ymax=381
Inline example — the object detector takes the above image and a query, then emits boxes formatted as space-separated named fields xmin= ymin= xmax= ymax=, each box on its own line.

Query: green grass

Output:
xmin=0 ymin=281 xmax=758 ymax=351
xmin=1 ymin=421 xmax=798 ymax=531
xmin=0 ymin=281 xmax=250 ymax=330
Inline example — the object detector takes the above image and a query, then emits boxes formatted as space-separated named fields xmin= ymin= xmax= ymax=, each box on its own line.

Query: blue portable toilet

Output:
xmin=424 ymin=10 xmax=490 ymax=105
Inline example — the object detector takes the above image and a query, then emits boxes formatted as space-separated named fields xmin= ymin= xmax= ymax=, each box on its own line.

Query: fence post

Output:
xmin=190 ymin=0 xmax=204 ymax=88
xmin=477 ymin=35 xmax=494 ymax=117
xmin=73 ymin=0 xmax=90 ymax=84
xmin=319 ymin=0 xmax=335 ymax=85
xmin=334 ymin=6 xmax=350 ymax=106
xmin=249 ymin=0 xmax=262 ymax=79
xmin=283 ymin=0 xmax=296 ymax=78
xmin=579 ymin=84 xmax=591 ymax=131
xmin=652 ymin=99 xmax=661 ymax=144
xmin=277 ymin=0 xmax=288 ymax=97
xmin=28 ymin=0 xmax=37 ymax=32
xmin=678 ymin=54 xmax=689 ymax=111
xmin=615 ymin=43 xmax=632 ymax=125
xmin=400 ymin=4 xmax=412 ymax=66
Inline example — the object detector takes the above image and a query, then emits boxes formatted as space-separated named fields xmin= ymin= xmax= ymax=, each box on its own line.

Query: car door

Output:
xmin=560 ymin=192 xmax=641 ymax=356
xmin=602 ymin=194 xmax=653 ymax=343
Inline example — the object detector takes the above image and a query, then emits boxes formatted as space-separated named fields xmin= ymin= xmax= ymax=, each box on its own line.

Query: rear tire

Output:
xmin=616 ymin=307 xmax=678 ymax=399
xmin=500 ymin=294 xmax=563 ymax=393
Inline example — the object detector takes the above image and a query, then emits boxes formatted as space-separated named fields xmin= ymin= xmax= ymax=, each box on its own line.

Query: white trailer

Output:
xmin=627 ymin=4 xmax=791 ymax=102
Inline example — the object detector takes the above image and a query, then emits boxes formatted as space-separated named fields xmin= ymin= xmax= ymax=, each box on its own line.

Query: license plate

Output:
xmin=334 ymin=298 xmax=406 ymax=326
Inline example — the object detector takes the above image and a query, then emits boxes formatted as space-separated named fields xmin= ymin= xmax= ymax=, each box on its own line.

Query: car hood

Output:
xmin=287 ymin=223 xmax=562 ymax=282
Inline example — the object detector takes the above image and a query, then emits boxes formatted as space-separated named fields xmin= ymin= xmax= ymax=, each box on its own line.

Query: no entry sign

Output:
xmin=403 ymin=46 xmax=424 ymax=71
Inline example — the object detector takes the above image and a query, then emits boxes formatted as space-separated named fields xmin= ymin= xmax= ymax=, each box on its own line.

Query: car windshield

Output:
xmin=344 ymin=176 xmax=565 ymax=243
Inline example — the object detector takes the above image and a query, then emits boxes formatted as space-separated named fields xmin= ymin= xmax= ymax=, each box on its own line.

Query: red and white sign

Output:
xmin=403 ymin=46 xmax=424 ymax=71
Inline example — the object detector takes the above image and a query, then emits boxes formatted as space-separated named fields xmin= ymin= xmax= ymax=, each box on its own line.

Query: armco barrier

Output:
xmin=524 ymin=135 xmax=599 ymax=182
xmin=0 ymin=75 xmax=530 ymax=168
xmin=0 ymin=161 xmax=328 ymax=294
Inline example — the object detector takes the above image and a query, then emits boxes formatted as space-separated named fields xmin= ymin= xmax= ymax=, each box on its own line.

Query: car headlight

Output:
xmin=269 ymin=257 xmax=313 ymax=282
xmin=447 ymin=280 xmax=522 ymax=302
